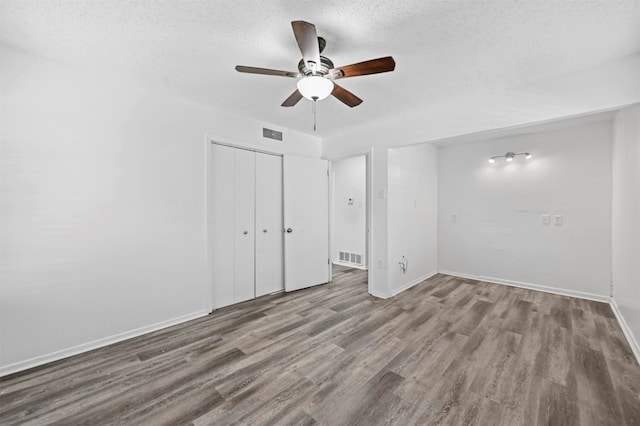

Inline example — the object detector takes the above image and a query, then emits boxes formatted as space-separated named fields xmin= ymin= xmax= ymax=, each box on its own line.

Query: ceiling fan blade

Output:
xmin=331 ymin=83 xmax=363 ymax=107
xmin=331 ymin=56 xmax=396 ymax=79
xmin=235 ymin=65 xmax=299 ymax=78
xmin=291 ymin=21 xmax=321 ymax=72
xmin=281 ymin=89 xmax=303 ymax=107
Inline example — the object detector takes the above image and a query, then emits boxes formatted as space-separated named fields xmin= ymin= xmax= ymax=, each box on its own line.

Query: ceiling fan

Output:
xmin=235 ymin=20 xmax=396 ymax=108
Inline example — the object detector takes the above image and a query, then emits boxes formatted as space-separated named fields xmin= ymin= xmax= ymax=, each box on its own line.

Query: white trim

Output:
xmin=204 ymin=134 xmax=213 ymax=313
xmin=328 ymin=161 xmax=333 ymax=284
xmin=369 ymin=289 xmax=390 ymax=299
xmin=205 ymin=133 xmax=286 ymax=156
xmin=437 ymin=270 xmax=610 ymax=303
xmin=332 ymin=260 xmax=368 ymax=270
xmin=0 ymin=310 xmax=209 ymax=378
xmin=391 ymin=271 xmax=438 ymax=297
xmin=609 ymin=297 xmax=640 ymax=365
xmin=210 ymin=140 xmax=283 ymax=157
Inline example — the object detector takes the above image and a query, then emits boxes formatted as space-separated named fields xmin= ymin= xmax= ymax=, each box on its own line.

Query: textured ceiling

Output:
xmin=2 ymin=0 xmax=639 ymax=137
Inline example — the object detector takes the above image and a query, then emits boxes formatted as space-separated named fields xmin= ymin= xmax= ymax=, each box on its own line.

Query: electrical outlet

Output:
xmin=542 ymin=214 xmax=550 ymax=225
xmin=554 ymin=215 xmax=563 ymax=226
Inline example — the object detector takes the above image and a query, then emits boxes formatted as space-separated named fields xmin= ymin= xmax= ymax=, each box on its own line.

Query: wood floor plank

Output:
xmin=502 ymin=299 xmax=534 ymax=334
xmin=607 ymin=357 xmax=640 ymax=426
xmin=343 ymin=370 xmax=405 ymax=426
xmin=571 ymin=307 xmax=602 ymax=351
xmin=452 ymin=299 xmax=495 ymax=335
xmin=1 ymin=266 xmax=639 ymax=425
xmin=574 ymin=344 xmax=625 ymax=426
xmin=537 ymin=379 xmax=580 ymax=426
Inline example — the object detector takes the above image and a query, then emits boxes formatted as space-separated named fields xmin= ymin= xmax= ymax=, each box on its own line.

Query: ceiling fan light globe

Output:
xmin=297 ymin=76 xmax=334 ymax=101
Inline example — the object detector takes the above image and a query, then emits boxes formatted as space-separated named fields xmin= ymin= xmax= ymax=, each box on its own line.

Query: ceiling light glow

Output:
xmin=488 ymin=151 xmax=532 ymax=164
xmin=297 ymin=76 xmax=334 ymax=101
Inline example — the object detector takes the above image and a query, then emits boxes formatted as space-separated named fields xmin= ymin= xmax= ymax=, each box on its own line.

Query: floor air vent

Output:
xmin=339 ymin=251 xmax=363 ymax=266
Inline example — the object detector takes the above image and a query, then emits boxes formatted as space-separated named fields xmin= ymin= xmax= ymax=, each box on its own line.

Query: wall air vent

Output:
xmin=262 ymin=127 xmax=283 ymax=141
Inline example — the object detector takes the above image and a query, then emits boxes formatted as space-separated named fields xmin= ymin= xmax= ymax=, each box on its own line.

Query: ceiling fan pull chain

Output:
xmin=312 ymin=97 xmax=318 ymax=131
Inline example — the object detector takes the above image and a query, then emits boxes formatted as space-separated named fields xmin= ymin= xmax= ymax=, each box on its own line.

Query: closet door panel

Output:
xmin=234 ymin=149 xmax=256 ymax=304
xmin=210 ymin=144 xmax=235 ymax=309
xmin=255 ymin=153 xmax=284 ymax=296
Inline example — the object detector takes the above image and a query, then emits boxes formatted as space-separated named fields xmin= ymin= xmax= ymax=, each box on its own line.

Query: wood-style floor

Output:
xmin=1 ymin=266 xmax=639 ymax=425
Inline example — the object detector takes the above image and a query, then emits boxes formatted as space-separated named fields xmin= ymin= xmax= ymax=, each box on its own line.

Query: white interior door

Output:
xmin=255 ymin=153 xmax=284 ymax=296
xmin=283 ymin=155 xmax=330 ymax=292
xmin=234 ymin=149 xmax=256 ymax=304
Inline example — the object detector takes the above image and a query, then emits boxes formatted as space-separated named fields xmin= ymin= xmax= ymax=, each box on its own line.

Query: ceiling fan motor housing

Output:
xmin=298 ymin=55 xmax=334 ymax=76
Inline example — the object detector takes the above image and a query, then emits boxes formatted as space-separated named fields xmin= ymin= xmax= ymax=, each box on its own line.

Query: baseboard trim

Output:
xmin=438 ymin=270 xmax=610 ymax=303
xmin=0 ymin=309 xmax=209 ymax=377
xmin=609 ymin=297 xmax=640 ymax=365
xmin=391 ymin=270 xmax=438 ymax=297
xmin=332 ymin=261 xmax=368 ymax=270
xmin=369 ymin=289 xmax=390 ymax=299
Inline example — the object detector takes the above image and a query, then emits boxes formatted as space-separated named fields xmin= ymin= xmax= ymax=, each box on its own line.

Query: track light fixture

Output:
xmin=488 ymin=152 xmax=532 ymax=164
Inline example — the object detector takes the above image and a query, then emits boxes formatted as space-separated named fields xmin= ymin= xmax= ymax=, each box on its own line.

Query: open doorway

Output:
xmin=330 ymin=154 xmax=368 ymax=285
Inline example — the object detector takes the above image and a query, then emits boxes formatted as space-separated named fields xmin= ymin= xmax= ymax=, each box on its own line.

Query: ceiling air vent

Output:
xmin=262 ymin=127 xmax=283 ymax=141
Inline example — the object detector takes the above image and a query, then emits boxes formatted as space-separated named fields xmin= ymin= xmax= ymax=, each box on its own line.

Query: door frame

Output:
xmin=328 ymin=153 xmax=371 ymax=290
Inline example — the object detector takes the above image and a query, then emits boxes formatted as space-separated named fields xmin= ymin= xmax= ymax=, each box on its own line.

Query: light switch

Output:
xmin=377 ymin=188 xmax=386 ymax=199
xmin=554 ymin=215 xmax=563 ymax=225
xmin=542 ymin=214 xmax=550 ymax=225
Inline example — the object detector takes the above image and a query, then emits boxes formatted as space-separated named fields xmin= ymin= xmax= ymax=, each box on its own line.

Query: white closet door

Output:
xmin=210 ymin=144 xmax=236 ymax=309
xmin=255 ymin=153 xmax=284 ymax=297
xmin=234 ymin=149 xmax=256 ymax=304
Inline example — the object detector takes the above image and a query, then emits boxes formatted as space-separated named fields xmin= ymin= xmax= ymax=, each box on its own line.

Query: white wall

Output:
xmin=388 ymin=144 xmax=438 ymax=295
xmin=0 ymin=45 xmax=320 ymax=375
xmin=612 ymin=105 xmax=640 ymax=359
xmin=331 ymin=155 xmax=366 ymax=267
xmin=438 ymin=119 xmax=613 ymax=299
xmin=368 ymin=147 xmax=390 ymax=298
xmin=322 ymin=55 xmax=639 ymax=159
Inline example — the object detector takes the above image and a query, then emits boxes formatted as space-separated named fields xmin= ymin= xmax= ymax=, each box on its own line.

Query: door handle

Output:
xmin=286 ymin=228 xmax=293 ymax=233
xmin=263 ymin=229 xmax=268 ymax=233
xmin=243 ymin=231 xmax=248 ymax=235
